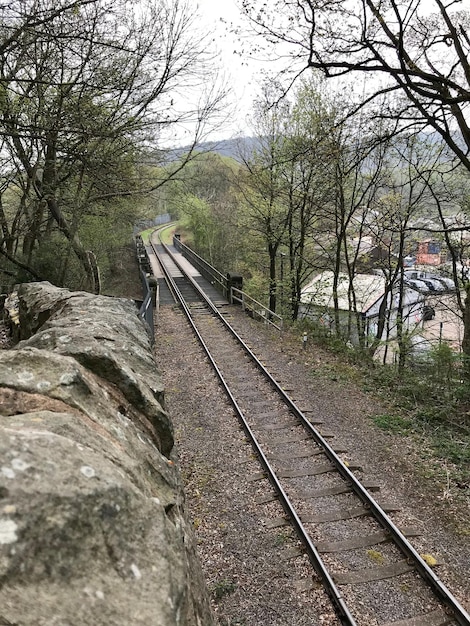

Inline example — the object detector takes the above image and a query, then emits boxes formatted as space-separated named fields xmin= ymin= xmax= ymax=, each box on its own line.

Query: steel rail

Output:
xmin=151 ymin=235 xmax=470 ymax=626
xmin=148 ymin=226 xmax=181 ymax=305
xmin=151 ymin=237 xmax=358 ymax=624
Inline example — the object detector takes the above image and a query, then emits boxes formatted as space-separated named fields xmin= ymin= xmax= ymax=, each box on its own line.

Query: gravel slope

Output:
xmin=154 ymin=304 xmax=470 ymax=625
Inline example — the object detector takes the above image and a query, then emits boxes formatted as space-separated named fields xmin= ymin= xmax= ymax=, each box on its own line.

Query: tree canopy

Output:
xmin=0 ymin=0 xmax=225 ymax=292
xmin=241 ymin=0 xmax=470 ymax=170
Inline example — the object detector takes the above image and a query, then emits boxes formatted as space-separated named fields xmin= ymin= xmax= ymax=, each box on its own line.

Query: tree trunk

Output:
xmin=46 ymin=196 xmax=101 ymax=294
xmin=9 ymin=130 xmax=101 ymax=293
xmin=268 ymin=247 xmax=277 ymax=313
xmin=461 ymin=285 xmax=470 ymax=369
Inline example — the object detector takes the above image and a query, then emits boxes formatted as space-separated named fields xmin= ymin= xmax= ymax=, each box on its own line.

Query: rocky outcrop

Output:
xmin=0 ymin=282 xmax=214 ymax=626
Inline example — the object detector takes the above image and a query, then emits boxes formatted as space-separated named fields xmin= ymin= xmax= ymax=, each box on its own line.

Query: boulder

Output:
xmin=0 ymin=282 xmax=214 ymax=626
xmin=15 ymin=282 xmax=170 ymax=455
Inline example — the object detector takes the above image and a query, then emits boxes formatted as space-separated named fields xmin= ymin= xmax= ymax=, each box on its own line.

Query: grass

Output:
xmin=211 ymin=579 xmax=237 ymax=600
xmin=139 ymin=227 xmax=154 ymax=244
xmin=291 ymin=318 xmax=470 ymax=498
xmin=159 ymin=223 xmax=177 ymax=245
xmin=366 ymin=549 xmax=385 ymax=565
xmin=139 ymin=221 xmax=178 ymax=245
xmin=274 ymin=530 xmax=293 ymax=546
xmin=373 ymin=413 xmax=413 ymax=435
xmin=364 ymin=363 xmax=470 ymax=490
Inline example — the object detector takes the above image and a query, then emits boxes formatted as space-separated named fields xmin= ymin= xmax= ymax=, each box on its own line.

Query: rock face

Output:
xmin=0 ymin=282 xmax=214 ymax=626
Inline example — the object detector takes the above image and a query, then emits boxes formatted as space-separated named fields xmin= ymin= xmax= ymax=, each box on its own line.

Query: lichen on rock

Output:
xmin=0 ymin=282 xmax=214 ymax=626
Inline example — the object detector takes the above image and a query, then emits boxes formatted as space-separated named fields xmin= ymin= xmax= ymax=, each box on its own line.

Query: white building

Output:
xmin=300 ymin=271 xmax=425 ymax=347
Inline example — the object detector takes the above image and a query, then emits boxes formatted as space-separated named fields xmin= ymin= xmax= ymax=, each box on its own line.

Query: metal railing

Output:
xmin=172 ymin=236 xmax=229 ymax=299
xmin=170 ymin=235 xmax=283 ymax=331
xmin=231 ymin=287 xmax=283 ymax=331
xmin=135 ymin=235 xmax=155 ymax=345
xmin=138 ymin=270 xmax=155 ymax=344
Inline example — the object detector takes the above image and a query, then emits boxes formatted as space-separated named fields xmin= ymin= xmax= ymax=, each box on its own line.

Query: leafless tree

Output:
xmin=0 ymin=0 xmax=226 ymax=292
xmin=240 ymin=0 xmax=470 ymax=360
xmin=241 ymin=1 xmax=470 ymax=156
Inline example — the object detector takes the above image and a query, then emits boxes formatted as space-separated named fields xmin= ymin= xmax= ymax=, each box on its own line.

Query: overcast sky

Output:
xmin=155 ymin=0 xmax=266 ymax=146
xmin=189 ymin=0 xmax=451 ymax=144
xmin=193 ymin=0 xmax=265 ymax=140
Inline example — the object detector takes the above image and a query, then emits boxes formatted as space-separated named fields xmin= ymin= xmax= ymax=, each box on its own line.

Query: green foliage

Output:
xmin=160 ymin=152 xmax=243 ymax=272
xmin=281 ymin=316 xmax=470 ymax=488
xmin=434 ymin=433 xmax=470 ymax=466
xmin=242 ymin=270 xmax=270 ymax=306
xmin=293 ymin=317 xmax=374 ymax=369
xmin=427 ymin=342 xmax=457 ymax=381
xmin=359 ymin=347 xmax=470 ymax=487
xmin=0 ymin=0 xmax=223 ymax=292
xmin=179 ymin=195 xmax=217 ymax=263
xmin=373 ymin=413 xmax=412 ymax=434
xmin=211 ymin=579 xmax=237 ymax=600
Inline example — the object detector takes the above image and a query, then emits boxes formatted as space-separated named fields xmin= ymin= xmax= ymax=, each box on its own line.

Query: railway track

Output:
xmin=149 ymin=231 xmax=470 ymax=626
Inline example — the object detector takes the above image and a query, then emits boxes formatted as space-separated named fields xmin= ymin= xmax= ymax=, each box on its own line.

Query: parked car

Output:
xmin=422 ymin=305 xmax=435 ymax=321
xmin=404 ymin=277 xmax=430 ymax=292
xmin=405 ymin=269 xmax=454 ymax=291
xmin=420 ymin=277 xmax=445 ymax=291
xmin=428 ymin=275 xmax=455 ymax=291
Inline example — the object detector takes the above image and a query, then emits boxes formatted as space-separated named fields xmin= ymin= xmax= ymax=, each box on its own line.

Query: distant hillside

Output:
xmin=193 ymin=136 xmax=260 ymax=161
xmin=157 ymin=136 xmax=260 ymax=163
xmin=192 ymin=131 xmax=457 ymax=162
xmin=156 ymin=129 xmax=461 ymax=166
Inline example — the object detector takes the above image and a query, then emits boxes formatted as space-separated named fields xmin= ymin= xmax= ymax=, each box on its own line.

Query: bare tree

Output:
xmin=277 ymin=78 xmax=338 ymax=320
xmin=241 ymin=1 xmax=470 ymax=156
xmin=0 ymin=0 xmax=225 ymax=292
xmin=237 ymin=84 xmax=292 ymax=313
xmin=241 ymin=0 xmax=470 ymax=360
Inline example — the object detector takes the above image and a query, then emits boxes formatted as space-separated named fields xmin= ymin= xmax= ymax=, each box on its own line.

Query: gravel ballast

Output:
xmin=154 ymin=304 xmax=470 ymax=625
xmin=2 ymin=297 xmax=469 ymax=623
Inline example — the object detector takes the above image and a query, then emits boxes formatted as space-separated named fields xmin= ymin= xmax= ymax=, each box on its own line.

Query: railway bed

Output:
xmin=149 ymin=231 xmax=470 ymax=626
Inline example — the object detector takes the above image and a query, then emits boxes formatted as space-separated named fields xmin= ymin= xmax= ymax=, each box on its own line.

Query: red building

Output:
xmin=416 ymin=240 xmax=442 ymax=266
